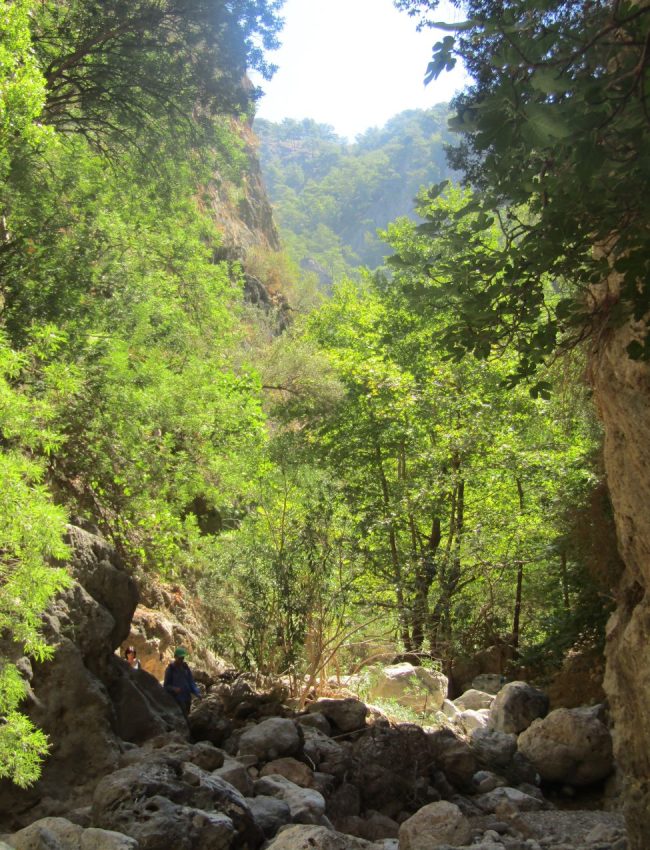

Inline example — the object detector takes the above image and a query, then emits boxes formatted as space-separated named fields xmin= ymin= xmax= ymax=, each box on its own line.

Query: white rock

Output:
xmin=238 ymin=717 xmax=301 ymax=762
xmin=460 ymin=708 xmax=491 ymax=732
xmin=454 ymin=689 xmax=494 ymax=711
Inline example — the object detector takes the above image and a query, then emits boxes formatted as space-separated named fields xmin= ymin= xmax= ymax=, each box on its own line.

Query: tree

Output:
xmin=394 ymin=2 xmax=650 ymax=842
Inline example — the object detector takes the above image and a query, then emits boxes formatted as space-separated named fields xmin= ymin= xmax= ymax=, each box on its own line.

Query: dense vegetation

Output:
xmin=1 ymin=0 xmax=632 ymax=789
xmin=255 ymin=107 xmax=455 ymax=275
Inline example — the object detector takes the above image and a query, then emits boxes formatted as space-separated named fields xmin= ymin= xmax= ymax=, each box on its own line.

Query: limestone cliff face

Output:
xmin=589 ymin=304 xmax=650 ymax=849
xmin=207 ymin=117 xmax=279 ymax=260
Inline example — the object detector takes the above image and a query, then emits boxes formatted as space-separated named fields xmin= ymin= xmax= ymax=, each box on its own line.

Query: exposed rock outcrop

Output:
xmin=0 ymin=526 xmax=187 ymax=831
xmin=588 ymin=281 xmax=650 ymax=848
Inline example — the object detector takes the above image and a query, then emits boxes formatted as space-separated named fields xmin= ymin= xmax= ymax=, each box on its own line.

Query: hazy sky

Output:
xmin=251 ymin=0 xmax=469 ymax=141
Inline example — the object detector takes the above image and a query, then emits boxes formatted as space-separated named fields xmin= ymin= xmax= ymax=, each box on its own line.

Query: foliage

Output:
xmin=0 ymin=332 xmax=71 ymax=786
xmin=255 ymin=107 xmax=455 ymax=273
xmin=0 ymin=0 xmax=283 ymax=787
xmin=394 ymin=0 xmax=650 ymax=375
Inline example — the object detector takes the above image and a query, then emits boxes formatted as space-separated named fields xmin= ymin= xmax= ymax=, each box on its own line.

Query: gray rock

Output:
xmin=517 ymin=705 xmax=613 ymax=786
xmin=306 ymin=698 xmax=368 ymax=733
xmin=471 ymin=727 xmax=518 ymax=769
xmin=254 ymin=774 xmax=326 ymax=824
xmin=489 ymin=682 xmax=549 ymax=735
xmin=212 ymin=755 xmax=255 ymax=796
xmin=296 ymin=712 xmax=332 ymax=736
xmin=246 ymin=796 xmax=292 ymax=838
xmin=238 ymin=717 xmax=301 ymax=762
xmin=460 ymin=708 xmax=491 ymax=732
xmin=475 ymin=786 xmax=546 ymax=813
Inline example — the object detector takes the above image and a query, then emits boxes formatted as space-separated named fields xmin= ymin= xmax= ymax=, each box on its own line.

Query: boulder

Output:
xmin=459 ymin=708 xmax=490 ymax=732
xmin=260 ymin=758 xmax=313 ymax=788
xmin=441 ymin=699 xmax=461 ymax=720
xmin=425 ymin=728 xmax=478 ymax=791
xmin=517 ymin=705 xmax=614 ymax=786
xmin=296 ymin=712 xmax=331 ymax=736
xmin=398 ymin=801 xmax=472 ymax=850
xmin=470 ymin=728 xmax=517 ymax=770
xmin=473 ymin=674 xmax=506 ymax=695
xmin=254 ymin=774 xmax=326 ymax=824
xmin=306 ymin=698 xmax=368 ymax=732
xmin=246 ymin=795 xmax=292 ymax=838
xmin=4 ymin=817 xmax=139 ymax=850
xmin=454 ymin=689 xmax=494 ymax=711
xmin=366 ymin=664 xmax=448 ymax=712
xmin=475 ymin=786 xmax=546 ymax=813
xmin=265 ymin=825 xmax=377 ymax=850
xmin=238 ymin=718 xmax=301 ymax=762
xmin=301 ymin=728 xmax=351 ymax=779
xmin=91 ymin=759 xmax=262 ymax=849
xmin=212 ymin=755 xmax=255 ymax=797
xmin=489 ymin=681 xmax=549 ymax=735
xmin=188 ymin=694 xmax=233 ymax=746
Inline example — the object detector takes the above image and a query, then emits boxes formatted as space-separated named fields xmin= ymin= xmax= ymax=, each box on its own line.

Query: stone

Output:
xmin=265 ymin=825 xmax=377 ymax=850
xmin=470 ymin=728 xmax=517 ymax=769
xmin=246 ymin=795 xmax=292 ymax=838
xmin=441 ymin=699 xmax=461 ymax=720
xmin=212 ymin=755 xmax=255 ymax=796
xmin=254 ymin=774 xmax=326 ymax=824
xmin=473 ymin=675 xmax=506 ymax=695
xmin=398 ymin=801 xmax=472 ymax=850
xmin=489 ymin=682 xmax=549 ymax=735
xmin=80 ymin=829 xmax=139 ymax=850
xmin=261 ymin=758 xmax=313 ymax=787
xmin=475 ymin=787 xmax=545 ymax=813
xmin=366 ymin=663 xmax=448 ymax=712
xmin=517 ymin=705 xmax=614 ymax=786
xmin=301 ymin=728 xmax=351 ymax=779
xmin=460 ymin=708 xmax=490 ymax=732
xmin=296 ymin=712 xmax=331 ymax=736
xmin=425 ymin=728 xmax=478 ymax=791
xmin=238 ymin=717 xmax=301 ymax=762
xmin=5 ymin=818 xmax=83 ymax=850
xmin=188 ymin=695 xmax=233 ymax=746
xmin=306 ymin=698 xmax=368 ymax=732
xmin=454 ymin=689 xmax=494 ymax=711
xmin=472 ymin=770 xmax=506 ymax=794
xmin=91 ymin=759 xmax=261 ymax=849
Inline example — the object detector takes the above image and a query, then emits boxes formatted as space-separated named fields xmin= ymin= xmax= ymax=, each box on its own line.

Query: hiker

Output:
xmin=163 ymin=646 xmax=200 ymax=716
xmin=124 ymin=646 xmax=140 ymax=670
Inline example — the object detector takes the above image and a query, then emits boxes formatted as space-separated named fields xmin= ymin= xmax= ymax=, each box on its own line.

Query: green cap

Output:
xmin=174 ymin=646 xmax=188 ymax=658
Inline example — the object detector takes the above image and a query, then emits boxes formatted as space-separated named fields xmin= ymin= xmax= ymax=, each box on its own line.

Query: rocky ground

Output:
xmin=0 ymin=526 xmax=629 ymax=850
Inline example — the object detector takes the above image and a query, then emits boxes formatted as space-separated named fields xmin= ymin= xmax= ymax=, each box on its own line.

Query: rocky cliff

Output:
xmin=589 ymin=302 xmax=650 ymax=849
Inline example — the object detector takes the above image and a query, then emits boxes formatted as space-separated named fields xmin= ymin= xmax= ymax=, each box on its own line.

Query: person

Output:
xmin=124 ymin=646 xmax=140 ymax=670
xmin=163 ymin=646 xmax=200 ymax=716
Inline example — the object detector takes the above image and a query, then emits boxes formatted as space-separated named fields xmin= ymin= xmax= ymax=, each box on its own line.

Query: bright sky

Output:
xmin=251 ymin=0 xmax=470 ymax=141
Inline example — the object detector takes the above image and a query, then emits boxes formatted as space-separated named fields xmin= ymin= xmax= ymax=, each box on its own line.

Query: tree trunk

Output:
xmin=589 ymin=296 xmax=650 ymax=848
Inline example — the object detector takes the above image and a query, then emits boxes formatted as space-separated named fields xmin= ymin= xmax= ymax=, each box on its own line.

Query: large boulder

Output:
xmin=265 ymin=825 xmax=378 ymax=850
xmin=398 ymin=801 xmax=472 ymax=850
xmin=425 ymin=728 xmax=478 ymax=791
xmin=454 ymin=689 xmax=494 ymax=711
xmin=4 ymin=817 xmax=139 ymax=850
xmin=306 ymin=698 xmax=368 ymax=733
xmin=366 ymin=663 xmax=448 ymax=712
xmin=237 ymin=718 xmax=302 ymax=762
xmin=92 ymin=758 xmax=262 ymax=849
xmin=517 ymin=705 xmax=614 ymax=786
xmin=254 ymin=775 xmax=326 ymax=824
xmin=470 ymin=728 xmax=517 ymax=771
xmin=488 ymin=681 xmax=549 ymax=734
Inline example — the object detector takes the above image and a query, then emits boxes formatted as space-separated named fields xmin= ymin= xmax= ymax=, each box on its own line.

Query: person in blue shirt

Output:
xmin=163 ymin=646 xmax=201 ymax=716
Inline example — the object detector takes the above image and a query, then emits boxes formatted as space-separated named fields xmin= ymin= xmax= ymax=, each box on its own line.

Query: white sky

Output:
xmin=251 ymin=0 xmax=470 ymax=141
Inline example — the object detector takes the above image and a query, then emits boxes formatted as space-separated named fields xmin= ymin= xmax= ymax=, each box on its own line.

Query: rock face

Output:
xmin=517 ymin=705 xmax=613 ymax=786
xmin=0 ymin=525 xmax=186 ymax=831
xmin=586 ymin=293 xmax=650 ymax=848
